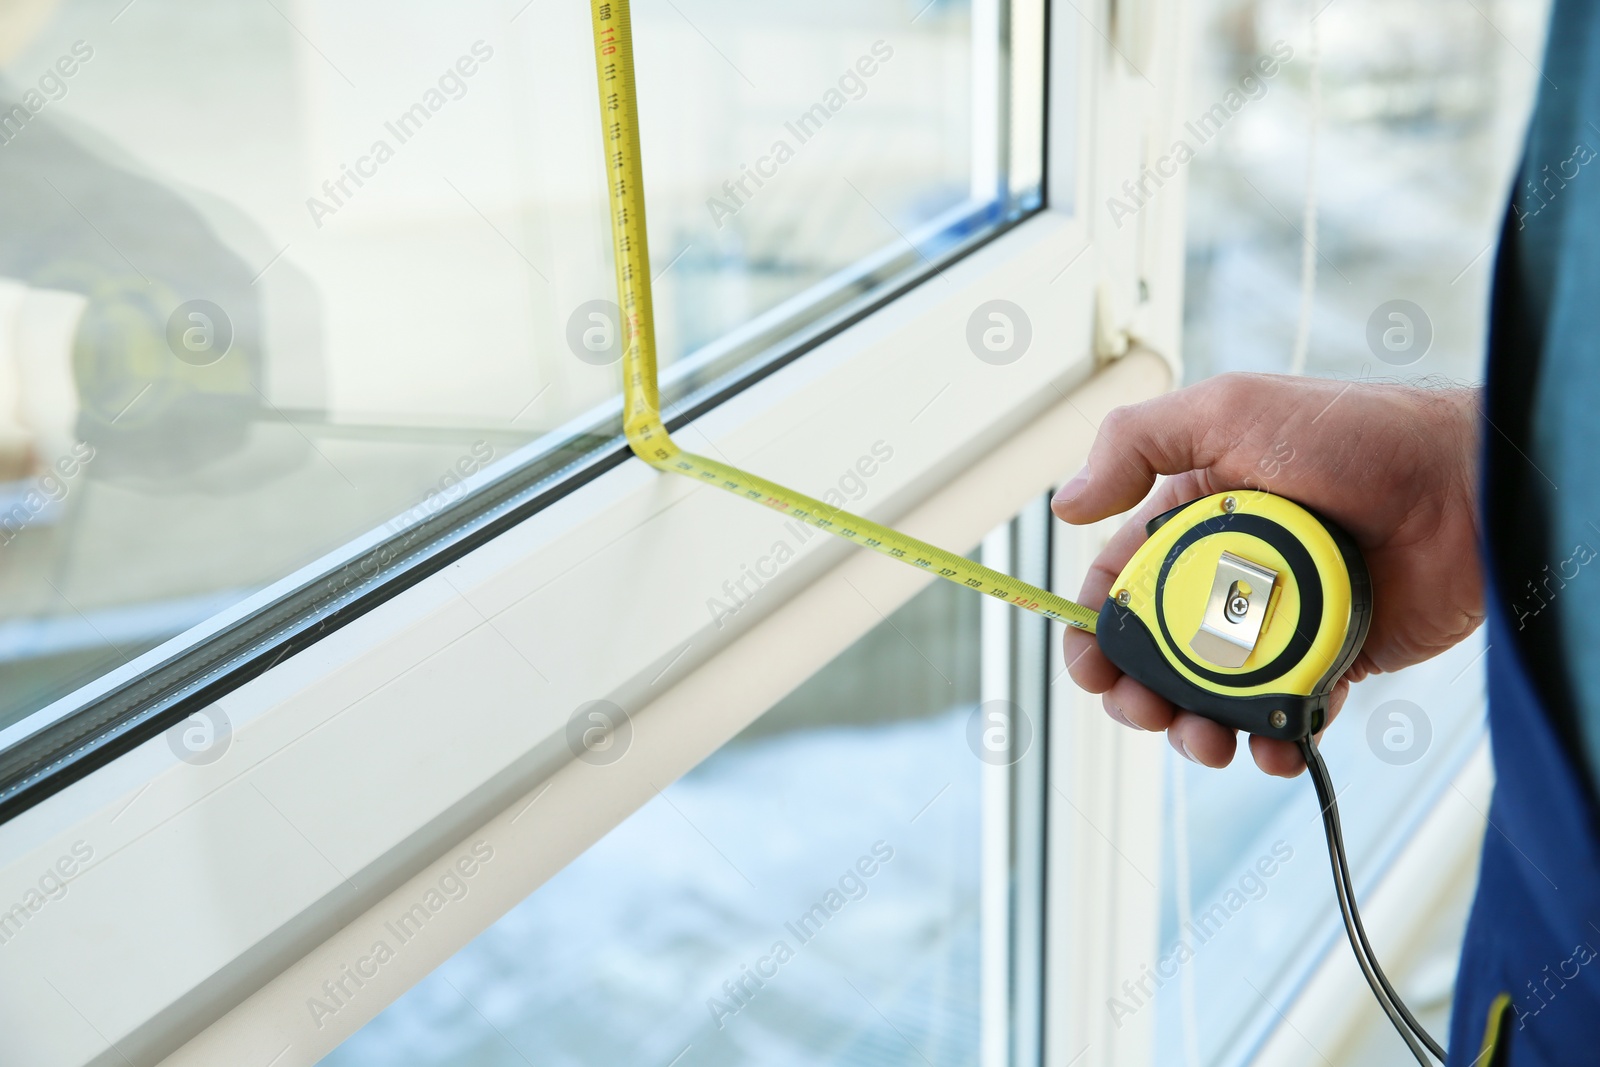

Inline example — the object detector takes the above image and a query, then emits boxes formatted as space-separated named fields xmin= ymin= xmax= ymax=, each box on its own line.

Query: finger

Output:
xmin=1063 ymin=627 xmax=1115 ymax=693
xmin=1168 ymin=710 xmax=1238 ymax=767
xmin=1249 ymin=737 xmax=1303 ymax=777
xmin=1051 ymin=386 xmax=1230 ymax=524
xmin=1103 ymin=673 xmax=1178 ymax=732
xmin=1065 ymin=472 xmax=1211 ymax=694
xmin=1104 ymin=701 xmax=1138 ymax=730
xmin=1325 ymin=678 xmax=1351 ymax=726
xmin=1075 ymin=471 xmax=1212 ymax=606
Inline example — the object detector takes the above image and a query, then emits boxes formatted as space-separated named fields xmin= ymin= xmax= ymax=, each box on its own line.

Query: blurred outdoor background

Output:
xmin=1182 ymin=0 xmax=1547 ymax=386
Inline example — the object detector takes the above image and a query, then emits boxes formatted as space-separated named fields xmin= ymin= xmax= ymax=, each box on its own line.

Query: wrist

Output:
xmin=1427 ymin=386 xmax=1482 ymax=517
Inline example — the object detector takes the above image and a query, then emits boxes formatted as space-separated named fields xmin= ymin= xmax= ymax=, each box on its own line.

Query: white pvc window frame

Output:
xmin=0 ymin=2 xmax=1193 ymax=1065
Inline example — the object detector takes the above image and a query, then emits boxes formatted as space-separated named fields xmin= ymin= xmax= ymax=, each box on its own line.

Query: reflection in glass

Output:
xmin=0 ymin=0 xmax=1039 ymax=737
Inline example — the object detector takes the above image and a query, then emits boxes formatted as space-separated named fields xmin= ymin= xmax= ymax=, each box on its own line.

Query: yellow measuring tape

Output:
xmin=587 ymin=0 xmax=1097 ymax=633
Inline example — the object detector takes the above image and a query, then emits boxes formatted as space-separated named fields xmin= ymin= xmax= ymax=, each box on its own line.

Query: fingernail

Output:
xmin=1107 ymin=704 xmax=1135 ymax=729
xmin=1054 ymin=467 xmax=1089 ymax=506
xmin=1178 ymin=739 xmax=1199 ymax=764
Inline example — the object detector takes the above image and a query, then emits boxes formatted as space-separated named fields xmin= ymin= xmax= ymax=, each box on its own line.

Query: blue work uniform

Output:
xmin=1450 ymin=0 xmax=1600 ymax=1061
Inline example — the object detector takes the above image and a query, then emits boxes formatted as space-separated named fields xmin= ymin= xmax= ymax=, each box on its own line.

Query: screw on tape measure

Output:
xmin=585 ymin=0 xmax=1372 ymax=740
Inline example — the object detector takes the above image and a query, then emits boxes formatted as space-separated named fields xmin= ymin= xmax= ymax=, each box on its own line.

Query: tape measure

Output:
xmin=1095 ymin=491 xmax=1372 ymax=740
xmin=586 ymin=0 xmax=1370 ymax=740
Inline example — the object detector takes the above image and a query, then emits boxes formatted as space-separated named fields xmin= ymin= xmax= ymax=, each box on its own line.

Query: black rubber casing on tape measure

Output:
xmin=1095 ymin=498 xmax=1374 ymax=743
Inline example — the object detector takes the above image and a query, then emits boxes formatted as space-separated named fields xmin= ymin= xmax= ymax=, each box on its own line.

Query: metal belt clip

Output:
xmin=1189 ymin=551 xmax=1277 ymax=668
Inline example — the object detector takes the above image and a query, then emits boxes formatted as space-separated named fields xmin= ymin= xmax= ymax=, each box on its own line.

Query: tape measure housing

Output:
xmin=1097 ymin=491 xmax=1372 ymax=740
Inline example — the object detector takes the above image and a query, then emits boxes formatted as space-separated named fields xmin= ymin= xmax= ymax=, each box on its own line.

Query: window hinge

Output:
xmin=1094 ymin=283 xmax=1133 ymax=364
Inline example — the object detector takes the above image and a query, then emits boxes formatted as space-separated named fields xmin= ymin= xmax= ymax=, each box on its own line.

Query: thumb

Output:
xmin=1051 ymin=388 xmax=1226 ymax=524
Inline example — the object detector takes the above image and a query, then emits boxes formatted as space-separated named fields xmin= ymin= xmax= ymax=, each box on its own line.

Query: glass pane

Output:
xmin=1180 ymin=0 xmax=1547 ymax=383
xmin=317 ymin=566 xmax=999 ymax=1066
xmin=0 ymin=0 xmax=1043 ymax=740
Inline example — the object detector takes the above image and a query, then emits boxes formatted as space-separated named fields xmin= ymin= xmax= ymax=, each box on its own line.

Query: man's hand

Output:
xmin=1052 ymin=373 xmax=1482 ymax=776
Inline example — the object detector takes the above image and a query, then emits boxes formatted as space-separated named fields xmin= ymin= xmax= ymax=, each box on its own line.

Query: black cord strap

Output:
xmin=1299 ymin=737 xmax=1445 ymax=1064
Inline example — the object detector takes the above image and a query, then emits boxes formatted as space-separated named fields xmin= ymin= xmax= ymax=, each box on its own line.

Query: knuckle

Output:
xmin=1204 ymin=372 xmax=1266 ymax=415
xmin=1099 ymin=403 xmax=1136 ymax=442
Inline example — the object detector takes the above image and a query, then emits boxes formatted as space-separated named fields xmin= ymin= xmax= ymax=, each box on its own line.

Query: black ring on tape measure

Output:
xmin=1154 ymin=513 xmax=1324 ymax=687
